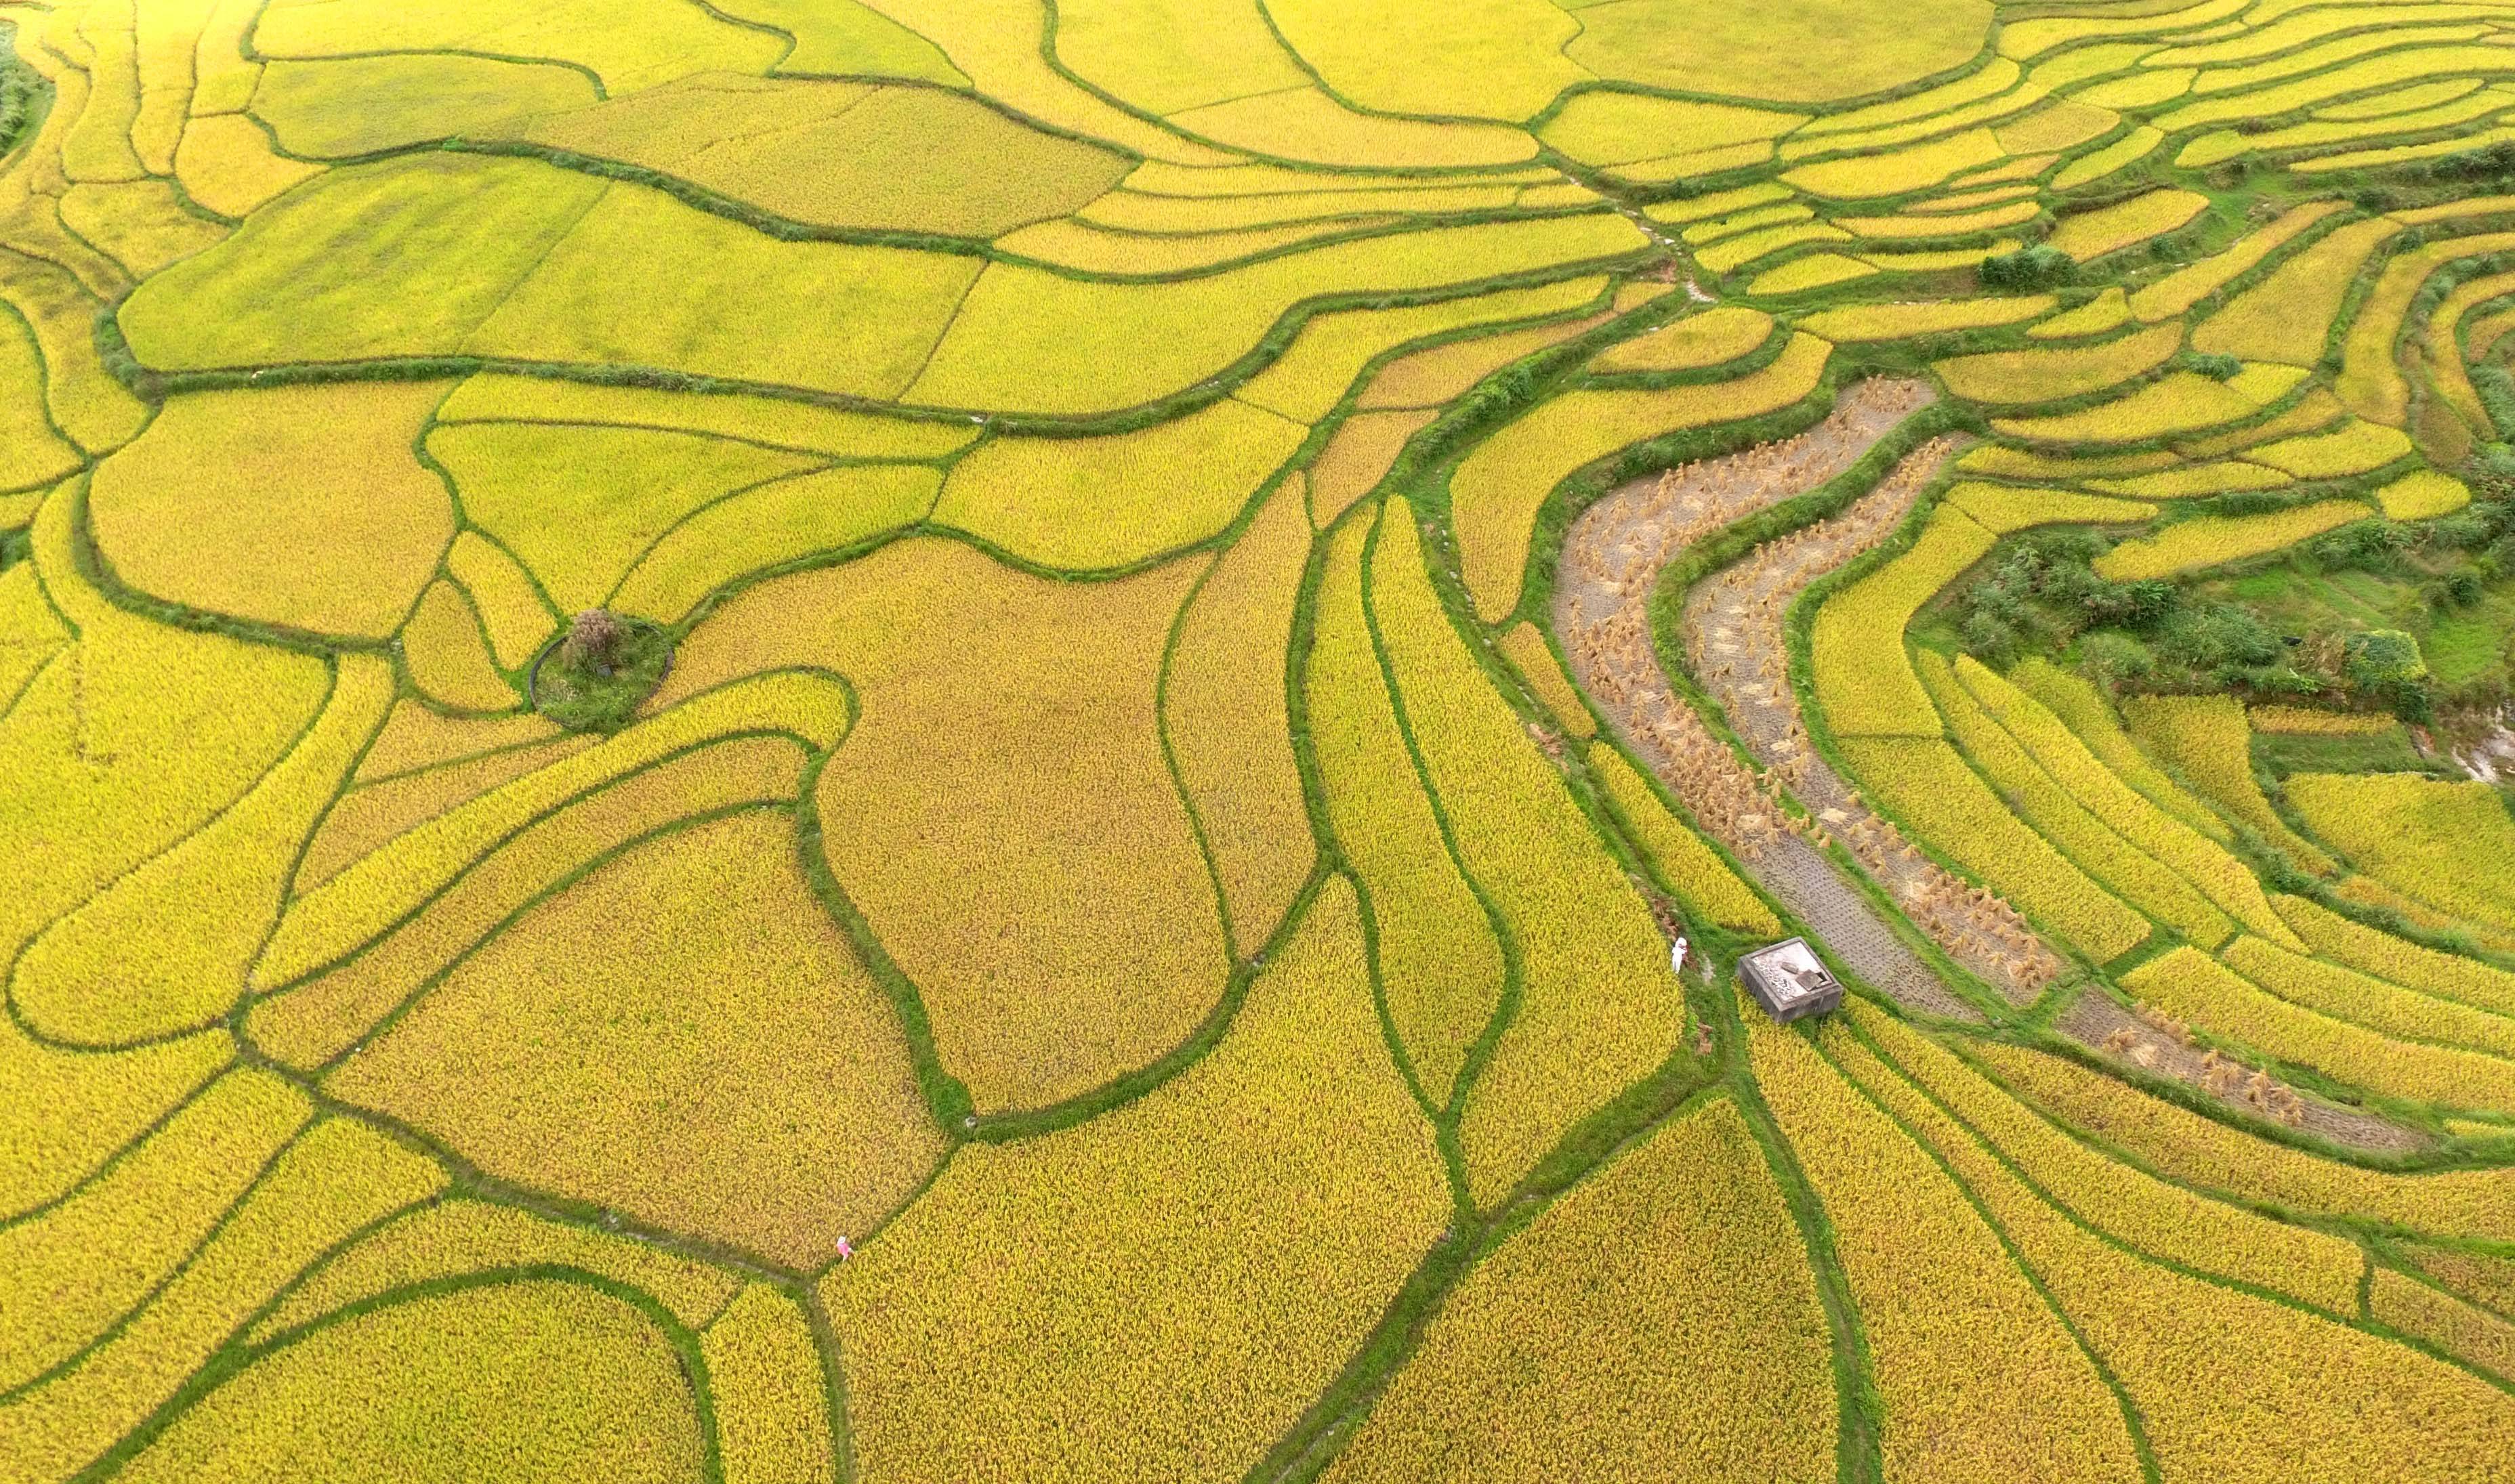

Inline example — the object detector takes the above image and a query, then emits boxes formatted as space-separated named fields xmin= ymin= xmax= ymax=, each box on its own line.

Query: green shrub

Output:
xmin=2344 ymin=629 xmax=2428 ymax=685
xmin=2155 ymin=603 xmax=2284 ymax=673
xmin=2308 ymin=517 xmax=2413 ymax=572
xmin=2077 ymin=630 xmax=2156 ymax=683
xmin=2472 ymin=366 xmax=2515 ymax=440
xmin=1980 ymin=245 xmax=2073 ymax=291
xmin=2419 ymin=140 xmax=2515 ymax=184
xmin=0 ymin=29 xmax=39 ymax=159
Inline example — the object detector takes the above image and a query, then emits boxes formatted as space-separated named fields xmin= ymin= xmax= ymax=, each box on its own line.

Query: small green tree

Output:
xmin=2343 ymin=629 xmax=2426 ymax=687
xmin=1979 ymin=245 xmax=2071 ymax=291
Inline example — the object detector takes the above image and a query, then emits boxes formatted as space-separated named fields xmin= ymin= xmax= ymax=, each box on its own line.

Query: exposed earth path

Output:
xmin=1552 ymin=379 xmax=2010 ymax=1021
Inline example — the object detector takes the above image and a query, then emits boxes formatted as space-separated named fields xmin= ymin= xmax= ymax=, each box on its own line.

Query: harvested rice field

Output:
xmin=15 ymin=0 xmax=2515 ymax=1477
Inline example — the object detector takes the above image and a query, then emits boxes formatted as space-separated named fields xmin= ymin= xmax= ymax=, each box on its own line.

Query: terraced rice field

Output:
xmin=9 ymin=0 xmax=2515 ymax=1478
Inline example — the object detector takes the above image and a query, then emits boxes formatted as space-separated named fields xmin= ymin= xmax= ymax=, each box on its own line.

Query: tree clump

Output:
xmin=1978 ymin=245 xmax=2072 ymax=292
xmin=536 ymin=608 xmax=671 ymax=733
xmin=561 ymin=609 xmax=626 ymax=675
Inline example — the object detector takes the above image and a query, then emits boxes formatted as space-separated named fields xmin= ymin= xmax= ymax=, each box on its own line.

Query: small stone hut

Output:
xmin=1739 ymin=937 xmax=1843 ymax=1023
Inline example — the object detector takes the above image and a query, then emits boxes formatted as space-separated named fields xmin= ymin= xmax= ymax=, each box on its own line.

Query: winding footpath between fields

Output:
xmin=1551 ymin=376 xmax=2421 ymax=1149
xmin=1554 ymin=378 xmax=1997 ymax=1021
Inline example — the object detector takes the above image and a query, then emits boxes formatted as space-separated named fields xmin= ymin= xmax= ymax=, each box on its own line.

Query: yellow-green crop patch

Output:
xmin=299 ymin=734 xmax=599 ymax=893
xmin=56 ymin=179 xmax=229 ymax=279
xmin=2052 ymin=125 xmax=2167 ymax=190
xmin=433 ymin=375 xmax=977 ymax=459
xmin=1163 ymin=87 xmax=1542 ymax=170
xmin=2045 ymin=188 xmax=2211 ymax=262
xmin=1589 ymin=306 xmax=1773 ymax=373
xmin=117 ymin=1281 xmax=704 ymax=1483
xmin=531 ymin=79 xmax=1133 ymax=238
xmin=1957 ymin=658 xmax=2304 ymax=946
xmin=1943 ymin=481 xmax=2157 ymax=534
xmin=2010 ymin=659 xmax=2235 ymax=843
xmin=1935 ymin=320 xmax=2186 ymax=404
xmin=611 ymin=463 xmax=941 ymax=620
xmin=1749 ymin=1006 xmax=2145 ymax=1482
xmin=1308 ymin=519 xmax=1504 ymax=1101
xmin=1980 ymin=1039 xmax=2515 ymax=1242
xmin=2126 ymin=945 xmax=2515 ymax=1113
xmin=257 ymin=1197 xmax=745 ymax=1338
xmin=169 ymin=114 xmax=332 ymax=219
xmin=907 ymin=213 xmax=1644 ymax=415
xmin=251 ymin=0 xmax=785 ymax=90
xmin=2030 ymin=289 xmax=2131 ymax=340
xmin=1539 ymin=93 xmax=1806 ymax=171
xmin=253 ymin=54 xmax=602 ymax=158
xmin=2192 ymin=215 xmax=2404 ymax=367
xmin=2122 ymin=694 xmax=2336 ymax=870
xmin=1568 ymin=0 xmax=1992 ymax=106
xmin=2289 ymin=773 xmax=2515 ymax=935
xmin=1992 ymin=367 xmax=2304 ymax=443
xmin=1798 ymin=295 xmax=2056 ymax=341
xmin=2181 ymin=89 xmax=2515 ymax=170
xmin=251 ymin=738 xmax=810 ymax=1067
xmin=14 ymin=655 xmax=397 ymax=1045
xmin=1588 ymin=743 xmax=1778 ymax=935
xmin=1165 ymin=489 xmax=1314 ymax=949
xmin=2094 ymin=500 xmax=2375 ymax=579
xmin=2088 ymin=460 xmax=2293 ymax=499
xmin=0 ymin=1069 xmax=310 ymax=1392
xmin=1324 ymin=1097 xmax=1833 ymax=1482
xmin=1850 ymin=1019 xmax=2515 ymax=1484
xmin=2245 ymin=419 xmax=2415 ymax=478
xmin=465 ymin=181 xmax=986 ymax=398
xmin=1841 ymin=734 xmax=2153 ymax=959
xmin=823 ymin=876 xmax=1448 ymax=1484
xmin=88 ymin=382 xmax=453 ymax=640
xmin=119 ymin=155 xmax=616 ymax=370
xmin=1812 ymin=506 xmax=1993 ymax=738
xmin=1836 ymin=200 xmax=2044 ymax=240
xmin=430 ymin=421 xmax=822 ymax=616
xmin=1374 ymin=505 xmax=1680 ymax=1203
xmin=1236 ymin=277 xmax=1608 ymax=424
xmin=1851 ymin=1003 xmax=2364 ymax=1312
xmin=1781 ymin=127 xmax=2009 ymax=200
xmin=934 ymin=398 xmax=1304 ymax=569
xmin=661 ymin=545 xmax=1224 ymax=1114
xmin=329 ymin=811 xmax=943 ymax=1267
xmin=1922 ymin=652 xmax=2234 ymax=946
xmin=1079 ymin=183 xmax=1522 ymax=235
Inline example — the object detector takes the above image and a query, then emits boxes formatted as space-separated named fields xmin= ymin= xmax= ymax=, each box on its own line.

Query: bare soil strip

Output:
xmin=1678 ymin=429 xmax=2066 ymax=1008
xmin=2058 ymin=992 xmax=2424 ymax=1152
xmin=1552 ymin=379 xmax=1991 ymax=1021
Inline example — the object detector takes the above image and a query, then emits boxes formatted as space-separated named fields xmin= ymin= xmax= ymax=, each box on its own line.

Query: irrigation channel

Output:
xmin=1552 ymin=379 xmax=2417 ymax=1150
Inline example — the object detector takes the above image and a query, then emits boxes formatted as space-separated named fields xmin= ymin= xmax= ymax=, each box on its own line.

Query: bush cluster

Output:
xmin=1953 ymin=530 xmax=2178 ymax=669
xmin=1955 ymin=485 xmax=2515 ymax=713
xmin=2417 ymin=140 xmax=2515 ymax=182
xmin=1978 ymin=244 xmax=2073 ymax=291
xmin=0 ymin=41 xmax=38 ymax=158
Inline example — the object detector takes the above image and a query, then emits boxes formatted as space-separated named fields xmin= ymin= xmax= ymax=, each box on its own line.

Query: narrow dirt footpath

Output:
xmin=1553 ymin=380 xmax=1995 ymax=1021
xmin=1678 ymin=434 xmax=2061 ymax=1006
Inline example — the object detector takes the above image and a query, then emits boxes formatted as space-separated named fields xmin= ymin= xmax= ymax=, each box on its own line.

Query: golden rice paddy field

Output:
xmin=9 ymin=0 xmax=2515 ymax=1477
